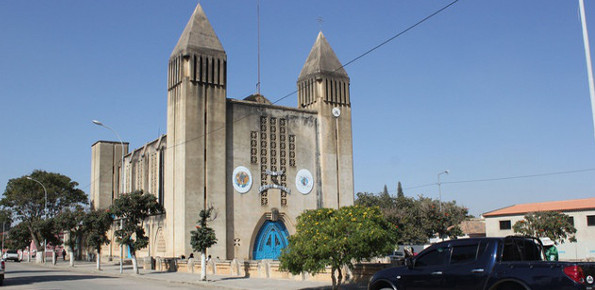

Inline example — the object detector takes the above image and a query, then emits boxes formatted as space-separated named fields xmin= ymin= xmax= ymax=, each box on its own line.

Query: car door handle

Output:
xmin=471 ymin=268 xmax=485 ymax=273
xmin=431 ymin=271 xmax=443 ymax=275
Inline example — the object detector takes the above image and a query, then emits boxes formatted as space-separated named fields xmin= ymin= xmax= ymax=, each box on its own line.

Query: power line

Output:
xmin=272 ymin=0 xmax=460 ymax=105
xmin=83 ymin=1 xmax=462 ymax=193
xmin=403 ymin=168 xmax=595 ymax=191
xmin=165 ymin=0 xmax=461 ymax=152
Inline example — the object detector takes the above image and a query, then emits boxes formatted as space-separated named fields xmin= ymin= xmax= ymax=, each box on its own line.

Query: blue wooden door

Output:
xmin=253 ymin=221 xmax=289 ymax=260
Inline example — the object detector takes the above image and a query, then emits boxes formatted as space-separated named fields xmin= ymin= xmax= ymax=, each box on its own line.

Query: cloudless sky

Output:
xmin=1 ymin=0 xmax=594 ymax=217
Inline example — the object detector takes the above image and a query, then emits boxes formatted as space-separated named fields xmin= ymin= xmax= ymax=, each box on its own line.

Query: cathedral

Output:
xmin=90 ymin=3 xmax=354 ymax=260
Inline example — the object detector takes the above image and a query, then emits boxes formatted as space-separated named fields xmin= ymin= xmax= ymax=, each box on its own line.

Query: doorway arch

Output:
xmin=253 ymin=220 xmax=289 ymax=260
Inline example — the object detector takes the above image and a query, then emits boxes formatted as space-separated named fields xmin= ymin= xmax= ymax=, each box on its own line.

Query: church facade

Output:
xmin=90 ymin=3 xmax=354 ymax=260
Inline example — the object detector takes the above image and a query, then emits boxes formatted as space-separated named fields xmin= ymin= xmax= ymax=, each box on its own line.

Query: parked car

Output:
xmin=2 ymin=250 xmax=19 ymax=262
xmin=387 ymin=250 xmax=405 ymax=264
xmin=0 ymin=259 xmax=4 ymax=285
xmin=368 ymin=236 xmax=595 ymax=290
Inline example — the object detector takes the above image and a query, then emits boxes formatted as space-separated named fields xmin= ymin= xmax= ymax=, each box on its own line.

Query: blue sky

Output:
xmin=1 ymin=0 xmax=594 ymax=217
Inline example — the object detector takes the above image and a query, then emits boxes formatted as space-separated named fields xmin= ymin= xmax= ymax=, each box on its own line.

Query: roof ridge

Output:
xmin=483 ymin=197 xmax=595 ymax=217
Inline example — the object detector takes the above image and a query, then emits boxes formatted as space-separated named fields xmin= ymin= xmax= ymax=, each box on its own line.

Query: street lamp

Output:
xmin=92 ymin=119 xmax=126 ymax=274
xmin=26 ymin=176 xmax=47 ymax=264
xmin=437 ymin=170 xmax=449 ymax=212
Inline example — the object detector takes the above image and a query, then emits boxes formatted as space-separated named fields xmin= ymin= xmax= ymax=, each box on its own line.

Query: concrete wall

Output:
xmin=226 ymin=100 xmax=320 ymax=260
xmin=156 ymin=258 xmax=392 ymax=285
xmin=90 ymin=141 xmax=128 ymax=210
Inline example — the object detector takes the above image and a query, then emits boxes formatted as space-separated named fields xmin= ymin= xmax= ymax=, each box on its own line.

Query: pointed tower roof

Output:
xmin=298 ymin=32 xmax=349 ymax=80
xmin=171 ymin=3 xmax=224 ymax=57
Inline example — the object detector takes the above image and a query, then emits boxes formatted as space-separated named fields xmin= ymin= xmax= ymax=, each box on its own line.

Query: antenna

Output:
xmin=256 ymin=0 xmax=261 ymax=95
xmin=317 ymin=16 xmax=324 ymax=31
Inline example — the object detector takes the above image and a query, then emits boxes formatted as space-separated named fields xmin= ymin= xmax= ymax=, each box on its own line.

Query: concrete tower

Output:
xmin=297 ymin=32 xmax=354 ymax=208
xmin=165 ymin=3 xmax=228 ymax=258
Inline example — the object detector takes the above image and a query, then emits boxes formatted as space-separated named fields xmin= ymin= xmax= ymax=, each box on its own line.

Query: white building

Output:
xmin=483 ymin=197 xmax=595 ymax=261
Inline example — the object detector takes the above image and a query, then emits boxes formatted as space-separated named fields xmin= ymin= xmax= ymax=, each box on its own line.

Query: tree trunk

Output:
xmin=27 ymin=225 xmax=43 ymax=263
xmin=331 ymin=267 xmax=337 ymax=290
xmin=52 ymin=250 xmax=56 ymax=265
xmin=337 ymin=267 xmax=343 ymax=289
xmin=200 ymin=251 xmax=207 ymax=281
xmin=96 ymin=250 xmax=101 ymax=270
xmin=132 ymin=253 xmax=139 ymax=274
xmin=69 ymin=249 xmax=75 ymax=267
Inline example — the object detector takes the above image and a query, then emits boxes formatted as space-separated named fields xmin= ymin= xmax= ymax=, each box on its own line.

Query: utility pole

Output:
xmin=579 ymin=0 xmax=595 ymax=142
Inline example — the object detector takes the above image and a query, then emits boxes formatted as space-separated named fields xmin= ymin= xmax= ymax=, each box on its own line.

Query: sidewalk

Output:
xmin=27 ymin=259 xmax=364 ymax=290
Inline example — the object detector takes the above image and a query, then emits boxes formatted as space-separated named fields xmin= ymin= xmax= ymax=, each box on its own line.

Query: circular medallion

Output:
xmin=232 ymin=166 xmax=252 ymax=193
xmin=332 ymin=107 xmax=341 ymax=118
xmin=587 ymin=275 xmax=594 ymax=284
xmin=295 ymin=169 xmax=314 ymax=194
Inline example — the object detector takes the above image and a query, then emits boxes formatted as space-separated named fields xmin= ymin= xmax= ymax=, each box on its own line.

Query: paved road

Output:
xmin=3 ymin=261 xmax=209 ymax=289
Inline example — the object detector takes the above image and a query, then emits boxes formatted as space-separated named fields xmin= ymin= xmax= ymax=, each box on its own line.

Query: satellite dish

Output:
xmin=332 ymin=107 xmax=341 ymax=117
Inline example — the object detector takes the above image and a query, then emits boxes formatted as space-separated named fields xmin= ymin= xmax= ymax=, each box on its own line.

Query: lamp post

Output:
xmin=92 ymin=120 xmax=125 ymax=274
xmin=437 ymin=170 xmax=449 ymax=212
xmin=26 ymin=176 xmax=47 ymax=264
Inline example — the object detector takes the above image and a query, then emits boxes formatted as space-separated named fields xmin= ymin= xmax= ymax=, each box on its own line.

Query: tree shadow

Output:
xmin=300 ymin=282 xmax=367 ymax=290
xmin=5 ymin=268 xmax=116 ymax=287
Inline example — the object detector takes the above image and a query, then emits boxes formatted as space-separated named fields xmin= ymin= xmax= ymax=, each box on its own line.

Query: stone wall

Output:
xmin=152 ymin=258 xmax=394 ymax=284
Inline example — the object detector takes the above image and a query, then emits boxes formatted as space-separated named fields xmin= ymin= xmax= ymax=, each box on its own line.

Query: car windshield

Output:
xmin=6 ymin=250 xmax=17 ymax=254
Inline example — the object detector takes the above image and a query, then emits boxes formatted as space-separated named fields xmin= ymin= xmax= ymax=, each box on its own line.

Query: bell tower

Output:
xmin=165 ymin=3 xmax=228 ymax=258
xmin=297 ymin=32 xmax=354 ymax=208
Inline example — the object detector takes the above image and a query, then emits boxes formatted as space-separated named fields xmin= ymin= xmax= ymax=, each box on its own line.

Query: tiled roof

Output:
xmin=483 ymin=197 xmax=595 ymax=217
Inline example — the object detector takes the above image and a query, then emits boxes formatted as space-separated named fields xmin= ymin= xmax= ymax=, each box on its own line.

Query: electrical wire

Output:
xmin=84 ymin=1 xmax=462 ymax=192
xmin=163 ymin=0 xmax=461 ymax=152
xmin=402 ymin=168 xmax=595 ymax=191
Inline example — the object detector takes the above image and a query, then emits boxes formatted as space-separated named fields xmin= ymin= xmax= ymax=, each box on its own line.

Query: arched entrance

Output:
xmin=253 ymin=220 xmax=289 ymax=260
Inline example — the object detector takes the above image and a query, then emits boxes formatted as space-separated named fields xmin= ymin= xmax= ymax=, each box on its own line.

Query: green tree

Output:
xmin=0 ymin=209 xmax=13 ymax=232
xmin=82 ymin=209 xmax=114 ymax=270
xmin=356 ymin=192 xmax=468 ymax=244
xmin=6 ymin=222 xmax=31 ymax=254
xmin=55 ymin=206 xmax=87 ymax=267
xmin=397 ymin=182 xmax=404 ymax=198
xmin=190 ymin=206 xmax=217 ymax=281
xmin=417 ymin=197 xmax=467 ymax=240
xmin=512 ymin=211 xmax=577 ymax=244
xmin=109 ymin=190 xmax=164 ymax=274
xmin=1 ymin=170 xmax=87 ymax=262
xmin=280 ymin=206 xmax=396 ymax=290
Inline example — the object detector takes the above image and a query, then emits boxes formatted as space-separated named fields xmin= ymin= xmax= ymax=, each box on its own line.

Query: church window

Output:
xmin=289 ymin=134 xmax=296 ymax=167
